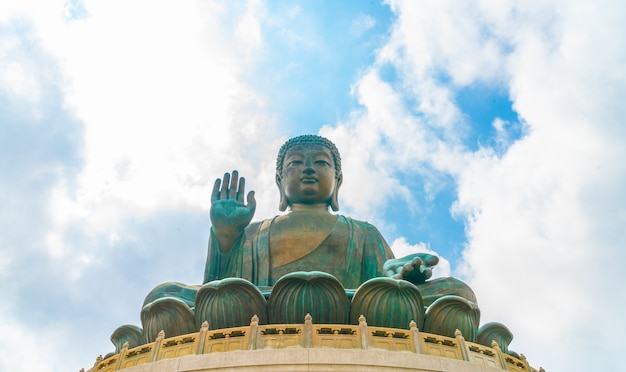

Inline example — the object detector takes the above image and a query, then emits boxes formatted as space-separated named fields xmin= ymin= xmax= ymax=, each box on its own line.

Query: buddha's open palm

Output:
xmin=210 ymin=171 xmax=256 ymax=233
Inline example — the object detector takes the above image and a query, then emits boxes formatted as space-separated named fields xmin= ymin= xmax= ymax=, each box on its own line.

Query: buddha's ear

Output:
xmin=330 ymin=172 xmax=343 ymax=212
xmin=276 ymin=173 xmax=288 ymax=211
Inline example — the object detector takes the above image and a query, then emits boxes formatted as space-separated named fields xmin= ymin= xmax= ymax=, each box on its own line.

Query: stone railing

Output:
xmin=83 ymin=314 xmax=543 ymax=372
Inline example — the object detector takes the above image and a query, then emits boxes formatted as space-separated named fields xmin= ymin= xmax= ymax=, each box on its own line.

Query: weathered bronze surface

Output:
xmin=424 ymin=295 xmax=481 ymax=342
xmin=195 ymin=277 xmax=267 ymax=330
xmin=110 ymin=325 xmax=144 ymax=353
xmin=204 ymin=134 xmax=451 ymax=288
xmin=477 ymin=322 xmax=514 ymax=354
xmin=140 ymin=296 xmax=195 ymax=342
xmin=351 ymin=277 xmax=424 ymax=329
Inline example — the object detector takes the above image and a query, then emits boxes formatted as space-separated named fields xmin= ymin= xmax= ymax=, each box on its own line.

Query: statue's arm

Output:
xmin=357 ymin=221 xmax=396 ymax=283
xmin=203 ymin=228 xmax=241 ymax=283
xmin=210 ymin=171 xmax=256 ymax=254
xmin=203 ymin=220 xmax=262 ymax=284
xmin=204 ymin=170 xmax=256 ymax=284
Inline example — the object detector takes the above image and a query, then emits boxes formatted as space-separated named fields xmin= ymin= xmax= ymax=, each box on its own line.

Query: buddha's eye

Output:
xmin=315 ymin=160 xmax=330 ymax=166
xmin=287 ymin=160 xmax=303 ymax=167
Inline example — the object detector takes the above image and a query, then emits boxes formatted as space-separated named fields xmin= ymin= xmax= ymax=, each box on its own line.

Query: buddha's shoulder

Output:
xmin=336 ymin=215 xmax=380 ymax=232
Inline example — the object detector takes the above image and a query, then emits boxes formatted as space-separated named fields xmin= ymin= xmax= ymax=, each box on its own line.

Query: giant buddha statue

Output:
xmin=134 ymin=135 xmax=477 ymax=338
xmin=88 ymin=135 xmax=542 ymax=372
xmin=205 ymin=134 xmax=449 ymax=290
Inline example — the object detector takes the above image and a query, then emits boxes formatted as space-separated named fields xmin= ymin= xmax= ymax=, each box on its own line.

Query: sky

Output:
xmin=1 ymin=0 xmax=625 ymax=371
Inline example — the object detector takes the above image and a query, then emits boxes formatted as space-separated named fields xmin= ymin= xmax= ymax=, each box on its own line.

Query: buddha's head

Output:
xmin=275 ymin=135 xmax=343 ymax=211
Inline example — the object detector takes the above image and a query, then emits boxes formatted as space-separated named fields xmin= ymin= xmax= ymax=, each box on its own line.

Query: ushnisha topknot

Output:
xmin=276 ymin=134 xmax=342 ymax=177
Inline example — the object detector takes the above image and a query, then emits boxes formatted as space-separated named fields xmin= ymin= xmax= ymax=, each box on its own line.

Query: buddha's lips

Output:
xmin=301 ymin=177 xmax=318 ymax=183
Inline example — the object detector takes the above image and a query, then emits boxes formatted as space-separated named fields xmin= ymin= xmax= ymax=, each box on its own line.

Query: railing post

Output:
xmin=358 ymin=315 xmax=369 ymax=349
xmin=303 ymin=313 xmax=313 ymax=348
xmin=92 ymin=355 xmax=102 ymax=371
xmin=248 ymin=315 xmax=259 ymax=350
xmin=150 ymin=330 xmax=165 ymax=362
xmin=409 ymin=320 xmax=422 ymax=354
xmin=455 ymin=329 xmax=471 ymax=362
xmin=520 ymin=354 xmax=530 ymax=370
xmin=492 ymin=340 xmax=508 ymax=369
xmin=520 ymin=353 xmax=542 ymax=371
xmin=114 ymin=342 xmax=129 ymax=370
xmin=196 ymin=321 xmax=209 ymax=354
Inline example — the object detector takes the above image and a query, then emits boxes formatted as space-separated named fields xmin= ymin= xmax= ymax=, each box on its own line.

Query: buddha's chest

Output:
xmin=269 ymin=213 xmax=339 ymax=268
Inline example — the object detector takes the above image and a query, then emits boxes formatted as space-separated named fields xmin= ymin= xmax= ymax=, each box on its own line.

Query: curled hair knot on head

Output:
xmin=275 ymin=135 xmax=342 ymax=177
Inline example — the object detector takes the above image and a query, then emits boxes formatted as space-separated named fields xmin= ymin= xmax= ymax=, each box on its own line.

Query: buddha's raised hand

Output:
xmin=383 ymin=253 xmax=439 ymax=284
xmin=210 ymin=171 xmax=256 ymax=251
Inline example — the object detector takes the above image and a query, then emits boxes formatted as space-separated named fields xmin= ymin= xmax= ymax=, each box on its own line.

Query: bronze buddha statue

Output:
xmin=202 ymin=134 xmax=477 ymax=299
xmin=204 ymin=134 xmax=438 ymax=289
xmin=136 ymin=134 xmax=476 ymax=344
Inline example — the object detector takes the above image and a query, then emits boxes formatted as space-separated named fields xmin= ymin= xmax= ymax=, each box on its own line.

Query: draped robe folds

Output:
xmin=204 ymin=215 xmax=395 ymax=289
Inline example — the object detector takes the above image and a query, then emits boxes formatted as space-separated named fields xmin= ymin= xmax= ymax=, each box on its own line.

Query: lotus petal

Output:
xmin=195 ymin=277 xmax=267 ymax=330
xmin=477 ymin=322 xmax=514 ymax=354
xmin=351 ymin=277 xmax=424 ymax=329
xmin=141 ymin=297 xmax=196 ymax=342
xmin=267 ymin=271 xmax=349 ymax=324
xmin=110 ymin=324 xmax=145 ymax=353
xmin=423 ymin=295 xmax=480 ymax=341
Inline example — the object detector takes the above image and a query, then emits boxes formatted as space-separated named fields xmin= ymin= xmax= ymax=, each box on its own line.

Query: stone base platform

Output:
xmin=119 ymin=348 xmax=508 ymax=372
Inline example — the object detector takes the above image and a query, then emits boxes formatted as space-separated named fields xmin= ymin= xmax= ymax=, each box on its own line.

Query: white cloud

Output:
xmin=19 ymin=0 xmax=284 ymax=261
xmin=0 ymin=2 xmax=283 ymax=371
xmin=0 ymin=55 xmax=41 ymax=102
xmin=236 ymin=0 xmax=264 ymax=48
xmin=455 ymin=118 xmax=626 ymax=370
xmin=0 ymin=318 xmax=59 ymax=371
xmin=321 ymin=69 xmax=466 ymax=227
xmin=376 ymin=0 xmax=626 ymax=370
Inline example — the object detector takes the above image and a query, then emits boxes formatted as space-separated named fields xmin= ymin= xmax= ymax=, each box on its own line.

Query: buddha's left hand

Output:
xmin=383 ymin=253 xmax=439 ymax=284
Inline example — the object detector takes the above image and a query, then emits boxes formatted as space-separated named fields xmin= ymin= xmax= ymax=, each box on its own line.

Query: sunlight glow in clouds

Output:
xmin=42 ymin=1 xmax=282 ymax=240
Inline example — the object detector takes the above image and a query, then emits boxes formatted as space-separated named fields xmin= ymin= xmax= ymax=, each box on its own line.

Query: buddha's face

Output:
xmin=278 ymin=143 xmax=341 ymax=207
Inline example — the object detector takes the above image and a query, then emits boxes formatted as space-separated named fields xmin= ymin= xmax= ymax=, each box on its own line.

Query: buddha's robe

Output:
xmin=204 ymin=215 xmax=394 ymax=289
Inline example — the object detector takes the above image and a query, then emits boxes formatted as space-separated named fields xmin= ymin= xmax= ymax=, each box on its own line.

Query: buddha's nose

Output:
xmin=303 ymin=158 xmax=314 ymax=174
